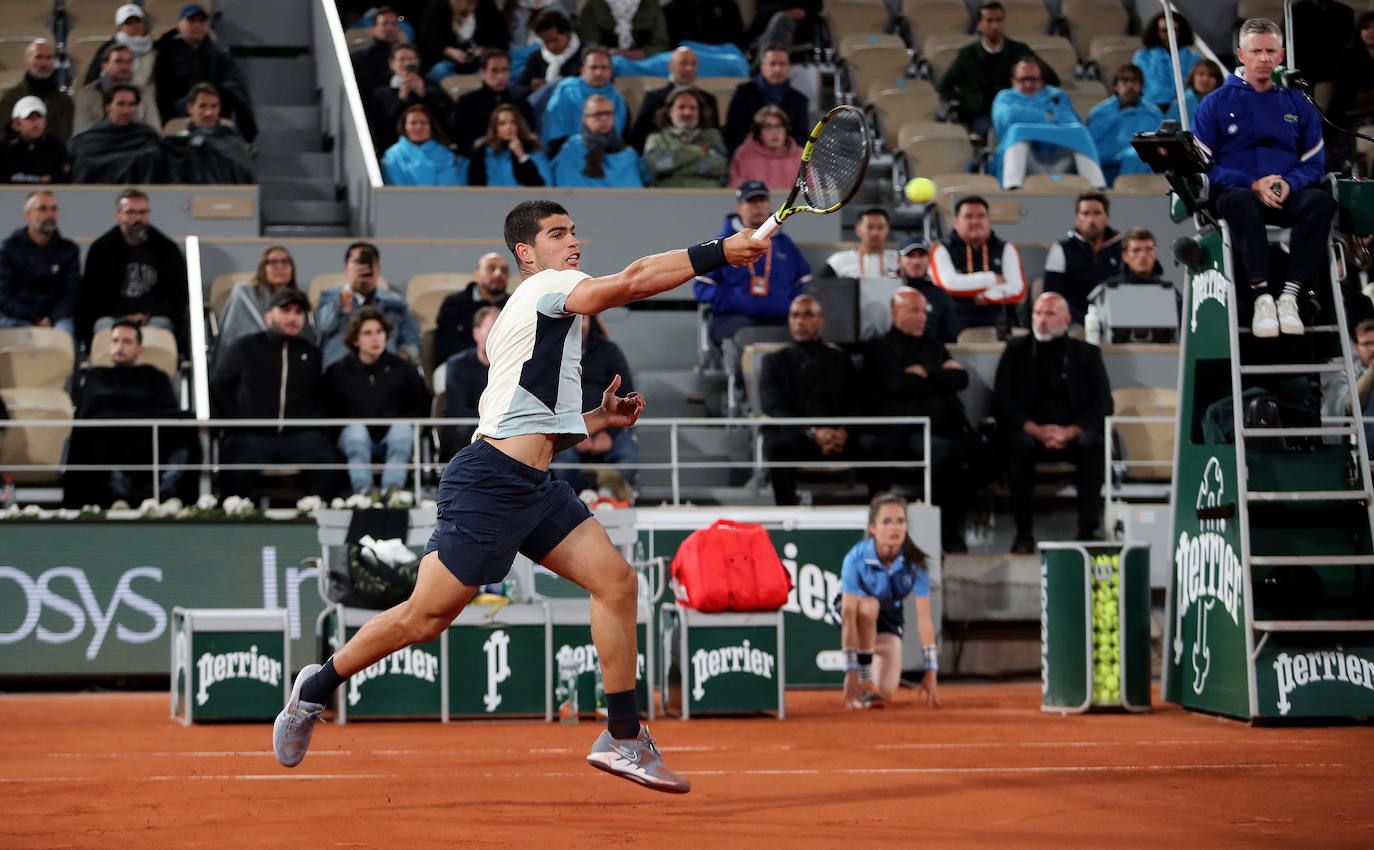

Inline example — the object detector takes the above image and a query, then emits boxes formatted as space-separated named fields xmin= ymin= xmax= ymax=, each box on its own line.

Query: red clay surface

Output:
xmin=3 ymin=684 xmax=1372 ymax=848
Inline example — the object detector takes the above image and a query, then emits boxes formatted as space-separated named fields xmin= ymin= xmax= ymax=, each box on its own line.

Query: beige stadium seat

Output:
xmin=899 ymin=121 xmax=974 ymax=176
xmin=932 ymin=172 xmax=1002 ymax=216
xmin=1112 ymin=386 xmax=1178 ymax=481
xmin=1236 ymin=0 xmax=1285 ymax=21
xmin=844 ymin=45 xmax=913 ymax=105
xmin=1025 ymin=35 xmax=1078 ymax=81
xmin=1060 ymin=0 xmax=1129 ymax=60
xmin=66 ymin=36 xmax=110 ymax=82
xmin=1089 ymin=34 xmax=1139 ymax=80
xmin=308 ymin=272 xmax=390 ymax=307
xmin=825 ymin=1 xmax=894 ymax=46
xmin=956 ymin=326 xmax=1000 ymax=344
xmin=88 ymin=325 xmax=179 ymax=377
xmin=1069 ymin=89 xmax=1106 ymax=121
xmin=870 ymin=87 xmax=941 ymax=148
xmin=346 ymin=28 xmax=373 ymax=50
xmin=696 ymin=76 xmax=748 ymax=111
xmin=1111 ymin=173 xmax=1169 ymax=195
xmin=0 ymin=37 xmax=42 ymax=75
xmin=901 ymin=0 xmax=970 ymax=41
xmin=614 ymin=76 xmax=650 ymax=121
xmin=406 ymin=272 xmax=467 ymax=330
xmin=0 ymin=387 xmax=73 ymax=485
xmin=998 ymin=0 xmax=1051 ymax=39
xmin=740 ymin=341 xmax=789 ymax=418
xmin=1021 ymin=173 xmax=1096 ymax=194
xmin=210 ymin=272 xmax=255 ymax=317
xmin=921 ymin=32 xmax=977 ymax=77
xmin=0 ymin=326 xmax=74 ymax=391
xmin=440 ymin=74 xmax=484 ymax=101
xmin=839 ymin=32 xmax=905 ymax=58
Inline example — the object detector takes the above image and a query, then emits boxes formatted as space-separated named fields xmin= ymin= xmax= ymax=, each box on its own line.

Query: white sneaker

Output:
xmin=1252 ymin=293 xmax=1279 ymax=338
xmin=1277 ymin=292 xmax=1304 ymax=335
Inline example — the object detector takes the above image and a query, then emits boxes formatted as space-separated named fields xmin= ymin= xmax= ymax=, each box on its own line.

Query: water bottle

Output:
xmin=1085 ymin=304 xmax=1103 ymax=346
xmin=0 ymin=476 xmax=13 ymax=506
xmin=557 ymin=652 xmax=580 ymax=724
xmin=501 ymin=577 xmax=518 ymax=602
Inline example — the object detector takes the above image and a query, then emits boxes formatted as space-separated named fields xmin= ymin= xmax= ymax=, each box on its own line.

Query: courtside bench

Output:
xmin=659 ymin=604 xmax=786 ymax=719
xmin=170 ymin=607 xmax=290 ymax=725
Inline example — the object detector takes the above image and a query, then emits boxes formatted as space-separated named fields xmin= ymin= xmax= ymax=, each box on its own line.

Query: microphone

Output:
xmin=1271 ymin=66 xmax=1310 ymax=90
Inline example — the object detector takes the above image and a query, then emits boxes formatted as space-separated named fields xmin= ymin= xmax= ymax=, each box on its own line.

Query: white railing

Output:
xmin=312 ymin=0 xmax=382 ymax=236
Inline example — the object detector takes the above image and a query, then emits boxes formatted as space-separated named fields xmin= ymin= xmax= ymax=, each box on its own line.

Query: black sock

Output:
xmin=857 ymin=651 xmax=874 ymax=683
xmin=605 ymin=688 xmax=641 ymax=740
xmin=300 ymin=657 xmax=346 ymax=705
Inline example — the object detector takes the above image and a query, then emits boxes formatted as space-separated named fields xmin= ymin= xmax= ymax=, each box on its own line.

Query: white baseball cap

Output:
xmin=116 ymin=4 xmax=144 ymax=25
xmin=12 ymin=95 xmax=46 ymax=120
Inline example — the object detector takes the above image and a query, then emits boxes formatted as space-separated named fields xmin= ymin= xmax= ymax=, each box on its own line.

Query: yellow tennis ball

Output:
xmin=905 ymin=177 xmax=935 ymax=204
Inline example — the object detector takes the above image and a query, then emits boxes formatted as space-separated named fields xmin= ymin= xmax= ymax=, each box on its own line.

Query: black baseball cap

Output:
xmin=899 ymin=235 xmax=928 ymax=256
xmin=268 ymin=288 xmax=310 ymax=311
xmin=736 ymin=179 xmax=769 ymax=202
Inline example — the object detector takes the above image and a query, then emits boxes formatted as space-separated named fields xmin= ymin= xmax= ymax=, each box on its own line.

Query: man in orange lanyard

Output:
xmin=929 ymin=194 xmax=1026 ymax=336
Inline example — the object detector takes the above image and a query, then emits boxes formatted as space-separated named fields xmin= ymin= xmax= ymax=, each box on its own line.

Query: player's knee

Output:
xmin=400 ymin=607 xmax=448 ymax=643
xmin=598 ymin=560 xmax=637 ymax=605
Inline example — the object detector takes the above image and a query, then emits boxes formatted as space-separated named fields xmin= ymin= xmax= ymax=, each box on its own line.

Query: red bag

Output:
xmin=669 ymin=519 xmax=793 ymax=612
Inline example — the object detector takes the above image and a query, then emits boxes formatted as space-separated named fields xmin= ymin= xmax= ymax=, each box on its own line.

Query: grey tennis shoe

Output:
xmin=587 ymin=726 xmax=692 ymax=794
xmin=273 ymin=663 xmax=325 ymax=768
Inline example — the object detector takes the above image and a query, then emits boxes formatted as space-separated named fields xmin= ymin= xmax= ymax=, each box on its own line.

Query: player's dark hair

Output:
xmin=345 ymin=241 xmax=379 ymax=266
xmin=111 ymin=317 xmax=143 ymax=344
xmin=504 ymin=200 xmax=568 ymax=256
xmin=866 ymin=492 xmax=928 ymax=571
xmin=344 ymin=305 xmax=393 ymax=349
xmin=1076 ymin=191 xmax=1109 ymax=214
xmin=953 ymin=194 xmax=989 ymax=216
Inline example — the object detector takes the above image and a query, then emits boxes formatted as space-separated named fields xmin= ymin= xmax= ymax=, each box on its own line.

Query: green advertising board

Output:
xmin=339 ymin=607 xmax=443 ymax=720
xmin=1254 ymin=637 xmax=1374 ymax=718
xmin=447 ymin=603 xmax=550 ymax=718
xmin=171 ymin=608 xmax=289 ymax=724
xmin=661 ymin=605 xmax=783 ymax=716
xmin=550 ymin=622 xmax=650 ymax=715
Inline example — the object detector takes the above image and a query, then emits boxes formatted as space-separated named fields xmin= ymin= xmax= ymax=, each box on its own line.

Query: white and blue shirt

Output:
xmin=840 ymin=538 xmax=929 ymax=603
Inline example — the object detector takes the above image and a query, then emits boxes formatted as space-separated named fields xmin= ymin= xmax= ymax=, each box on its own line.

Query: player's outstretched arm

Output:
xmin=583 ymin=374 xmax=645 ymax=436
xmin=564 ymin=230 xmax=770 ymax=315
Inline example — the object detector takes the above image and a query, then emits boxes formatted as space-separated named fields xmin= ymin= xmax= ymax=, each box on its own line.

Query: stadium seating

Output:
xmin=931 ymin=172 xmax=1001 ymax=216
xmin=405 ymin=272 xmax=466 ymax=330
xmin=1024 ymin=35 xmax=1079 ymax=81
xmin=0 ymin=327 xmax=74 ymax=391
xmin=899 ymin=121 xmax=975 ymax=177
xmin=900 ymin=0 xmax=970 ymax=41
xmin=996 ymin=0 xmax=1051 ymax=39
xmin=1236 ymin=0 xmax=1286 ymax=24
xmin=1068 ymin=88 xmax=1107 ymax=122
xmin=88 ymin=325 xmax=180 ymax=377
xmin=440 ymin=74 xmax=484 ymax=102
xmin=0 ymin=386 xmax=73 ymax=485
xmin=307 ymin=272 xmax=390 ymax=306
xmin=869 ymin=86 xmax=941 ymax=148
xmin=209 ymin=271 xmax=255 ymax=318
xmin=1111 ymin=385 xmax=1178 ymax=482
xmin=825 ymin=1 xmax=894 ymax=47
xmin=920 ymin=32 xmax=976 ymax=77
xmin=1088 ymin=34 xmax=1139 ymax=80
xmin=1110 ymin=174 xmax=1169 ymax=195
xmin=614 ymin=76 xmax=650 ymax=123
xmin=0 ymin=37 xmax=43 ymax=90
xmin=843 ymin=45 xmax=913 ymax=109
xmin=1021 ymin=173 xmax=1097 ymax=194
xmin=695 ymin=76 xmax=748 ymax=112
xmin=1059 ymin=0 xmax=1129 ymax=60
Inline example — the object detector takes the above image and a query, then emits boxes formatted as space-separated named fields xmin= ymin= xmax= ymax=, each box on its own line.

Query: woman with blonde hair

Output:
xmin=727 ymin=105 xmax=802 ymax=190
xmin=468 ymin=103 xmax=552 ymax=186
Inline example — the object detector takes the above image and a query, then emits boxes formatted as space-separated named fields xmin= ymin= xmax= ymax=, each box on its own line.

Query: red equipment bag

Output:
xmin=669 ymin=519 xmax=793 ymax=612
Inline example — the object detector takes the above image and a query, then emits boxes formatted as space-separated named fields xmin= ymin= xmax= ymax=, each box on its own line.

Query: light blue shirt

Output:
xmin=840 ymin=538 xmax=929 ymax=603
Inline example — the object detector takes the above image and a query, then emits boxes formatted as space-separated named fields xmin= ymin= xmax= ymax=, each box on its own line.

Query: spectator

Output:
xmin=369 ymin=43 xmax=453 ymax=152
xmin=210 ymin=288 xmax=340 ymax=499
xmin=324 ymin=306 xmax=431 ymax=496
xmin=417 ymin=0 xmax=509 ymax=76
xmin=217 ymin=246 xmax=318 ymax=359
xmin=994 ymin=292 xmax=1112 ymax=552
xmin=938 ymin=2 xmax=1060 ymax=137
xmin=0 ymin=190 xmax=80 ymax=337
xmin=172 ymin=82 xmax=256 ymax=184
xmin=664 ymin=0 xmax=747 ymax=50
xmin=1134 ymin=12 xmax=1202 ymax=112
xmin=824 ymin=207 xmax=899 ymax=278
xmin=757 ymin=294 xmax=872 ymax=506
xmin=351 ymin=6 xmax=406 ymax=98
xmin=73 ymin=45 xmax=162 ymax=137
xmin=63 ymin=319 xmax=193 ymax=508
xmin=643 ymin=87 xmax=728 ymax=187
xmin=630 ymin=46 xmax=720 ymax=151
xmin=1163 ymin=58 xmax=1224 ymax=127
xmin=1087 ymin=64 xmax=1161 ymax=186
xmin=695 ymin=179 xmax=811 ymax=346
xmin=930 ymin=195 xmax=1026 ymax=332
xmin=577 ymin=0 xmax=670 ymax=60
xmin=0 ymin=40 xmax=75 ymax=142
xmin=744 ymin=0 xmax=822 ymax=50
xmin=449 ymin=49 xmax=535 ymax=156
xmin=507 ymin=0 xmax=576 ymax=50
xmin=78 ymin=188 xmax=188 ymax=348
xmin=1294 ymin=1 xmax=1356 ymax=93
xmin=1195 ymin=17 xmax=1335 ymax=338
xmin=992 ymin=59 xmax=1106 ymax=190
xmin=1043 ymin=191 xmax=1122 ymax=325
xmin=68 ymin=84 xmax=167 ymax=184
xmin=316 ymin=242 xmax=420 ymax=366
xmin=0 ymin=97 xmax=70 ymax=184
xmin=466 ymin=103 xmax=552 ymax=186
xmin=1099 ymin=227 xmax=1172 ymax=287
xmin=540 ymin=45 xmax=628 ymax=155
xmin=1348 ymin=317 xmax=1374 ymax=444
xmin=153 ymin=4 xmax=258 ymax=142
xmin=514 ymin=9 xmax=583 ymax=108
xmin=896 ymin=236 xmax=960 ymax=344
xmin=381 ymin=104 xmax=464 ymax=186
xmin=550 ymin=94 xmax=649 ymax=186
xmin=726 ymin=104 xmax=801 ymax=189
xmin=1331 ymin=12 xmax=1374 ymax=128
xmin=723 ymin=45 xmax=809 ymax=152
xmin=441 ymin=303 xmax=499 ymax=452
xmin=864 ymin=287 xmax=973 ymax=552
xmin=551 ymin=317 xmax=641 ymax=498
xmin=434 ymin=251 xmax=512 ymax=363
xmin=83 ymin=4 xmax=158 ymax=89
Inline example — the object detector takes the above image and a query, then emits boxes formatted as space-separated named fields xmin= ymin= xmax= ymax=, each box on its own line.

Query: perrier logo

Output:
xmin=195 ymin=645 xmax=282 ymax=706
xmin=691 ymin=639 xmax=776 ymax=701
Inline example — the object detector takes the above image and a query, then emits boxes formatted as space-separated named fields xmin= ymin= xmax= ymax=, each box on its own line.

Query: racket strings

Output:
xmin=802 ymin=109 xmax=869 ymax=211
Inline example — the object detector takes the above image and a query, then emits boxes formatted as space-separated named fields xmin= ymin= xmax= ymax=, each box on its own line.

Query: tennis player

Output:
xmin=839 ymin=492 xmax=940 ymax=709
xmin=274 ymin=200 xmax=770 ymax=794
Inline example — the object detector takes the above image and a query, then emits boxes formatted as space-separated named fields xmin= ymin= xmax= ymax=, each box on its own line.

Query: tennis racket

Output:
xmin=752 ymin=104 xmax=871 ymax=241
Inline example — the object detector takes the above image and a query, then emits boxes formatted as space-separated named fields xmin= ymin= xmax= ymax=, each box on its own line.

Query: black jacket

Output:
xmin=723 ymin=77 xmax=809 ymax=152
xmin=0 ymin=132 xmax=70 ymax=184
xmin=629 ymin=81 xmax=720 ymax=151
xmin=210 ymin=329 xmax=326 ymax=428
xmin=443 ymin=347 xmax=488 ymax=419
xmin=77 ymin=225 xmax=187 ymax=347
xmin=433 ymin=281 xmax=509 ymax=365
xmin=350 ymin=39 xmax=395 ymax=99
xmin=0 ymin=226 xmax=81 ymax=325
xmin=68 ymin=119 xmax=169 ymax=184
xmin=579 ymin=327 xmax=635 ymax=438
xmin=323 ymin=349 xmax=431 ymax=440
xmin=368 ymin=82 xmax=453 ymax=151
xmin=864 ymin=328 xmax=970 ymax=437
xmin=664 ymin=0 xmax=746 ymax=48
xmin=904 ymin=276 xmax=962 ymax=344
xmin=1043 ymin=228 xmax=1123 ymax=324
xmin=745 ymin=0 xmax=822 ymax=45
xmin=417 ymin=0 xmax=510 ymax=73
xmin=516 ymin=45 xmax=585 ymax=100
xmin=759 ymin=338 xmax=861 ymax=441
xmin=152 ymin=29 xmax=257 ymax=141
xmin=450 ymin=84 xmax=535 ymax=156
xmin=993 ymin=334 xmax=1112 ymax=434
xmin=72 ymin=363 xmax=179 ymax=419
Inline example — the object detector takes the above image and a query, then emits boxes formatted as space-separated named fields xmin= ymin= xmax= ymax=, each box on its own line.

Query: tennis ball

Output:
xmin=905 ymin=176 xmax=936 ymax=204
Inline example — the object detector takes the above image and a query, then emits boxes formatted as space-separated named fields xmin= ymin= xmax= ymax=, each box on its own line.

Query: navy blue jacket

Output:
xmin=1194 ymin=70 xmax=1326 ymax=192
xmin=694 ymin=213 xmax=811 ymax=318
xmin=0 ymin=226 xmax=81 ymax=324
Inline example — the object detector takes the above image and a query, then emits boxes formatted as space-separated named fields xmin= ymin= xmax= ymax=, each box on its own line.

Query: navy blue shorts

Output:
xmin=425 ymin=440 xmax=592 ymax=587
xmin=877 ymin=600 xmax=904 ymax=638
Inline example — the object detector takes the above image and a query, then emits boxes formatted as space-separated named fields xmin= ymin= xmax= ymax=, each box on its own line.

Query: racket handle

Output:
xmin=752 ymin=215 xmax=781 ymax=241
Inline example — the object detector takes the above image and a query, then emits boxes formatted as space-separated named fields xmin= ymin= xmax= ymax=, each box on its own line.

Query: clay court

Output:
xmin=3 ymin=684 xmax=1371 ymax=848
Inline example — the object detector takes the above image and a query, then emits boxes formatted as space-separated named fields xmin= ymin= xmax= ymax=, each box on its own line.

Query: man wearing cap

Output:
xmin=694 ymin=179 xmax=812 ymax=349
xmin=210 ymin=287 xmax=342 ymax=500
xmin=0 ymin=190 xmax=81 ymax=337
xmin=74 ymin=44 xmax=161 ymax=136
xmin=154 ymin=4 xmax=258 ymax=142
xmin=823 ymin=207 xmax=899 ymax=279
xmin=896 ymin=236 xmax=960 ymax=344
xmin=0 ymin=39 xmax=75 ymax=141
xmin=85 ymin=5 xmax=158 ymax=89
xmin=77 ymin=188 xmax=188 ymax=349
xmin=0 ymin=97 xmax=70 ymax=184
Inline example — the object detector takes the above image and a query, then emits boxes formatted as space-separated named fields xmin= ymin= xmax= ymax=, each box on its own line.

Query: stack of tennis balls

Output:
xmin=1090 ymin=554 xmax=1121 ymax=705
